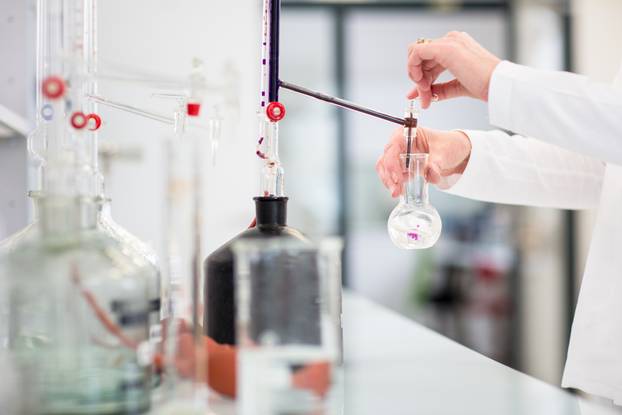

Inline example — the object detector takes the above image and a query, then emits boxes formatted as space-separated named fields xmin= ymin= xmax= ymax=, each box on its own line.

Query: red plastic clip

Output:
xmin=187 ymin=102 xmax=201 ymax=117
xmin=70 ymin=112 xmax=88 ymax=129
xmin=266 ymin=102 xmax=286 ymax=122
xmin=86 ymin=113 xmax=102 ymax=131
xmin=42 ymin=76 xmax=66 ymax=100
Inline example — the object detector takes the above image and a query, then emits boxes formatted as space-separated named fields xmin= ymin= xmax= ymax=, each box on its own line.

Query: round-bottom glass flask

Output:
xmin=387 ymin=153 xmax=442 ymax=249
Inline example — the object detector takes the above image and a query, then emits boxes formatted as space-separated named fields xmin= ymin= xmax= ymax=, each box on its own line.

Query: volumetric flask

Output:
xmin=387 ymin=153 xmax=442 ymax=249
xmin=233 ymin=238 xmax=343 ymax=415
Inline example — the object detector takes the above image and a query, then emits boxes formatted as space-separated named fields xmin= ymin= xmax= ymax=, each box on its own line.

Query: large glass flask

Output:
xmin=0 ymin=196 xmax=153 ymax=414
xmin=387 ymin=153 xmax=442 ymax=249
xmin=233 ymin=238 xmax=343 ymax=415
xmin=97 ymin=198 xmax=161 ymax=338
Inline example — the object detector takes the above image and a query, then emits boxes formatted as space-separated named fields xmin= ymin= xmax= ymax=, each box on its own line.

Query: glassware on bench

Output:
xmin=0 ymin=195 xmax=154 ymax=414
xmin=233 ymin=238 xmax=343 ymax=415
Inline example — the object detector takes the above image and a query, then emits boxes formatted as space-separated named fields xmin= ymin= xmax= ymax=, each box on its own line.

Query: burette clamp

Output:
xmin=42 ymin=76 xmax=66 ymax=100
xmin=266 ymin=101 xmax=286 ymax=122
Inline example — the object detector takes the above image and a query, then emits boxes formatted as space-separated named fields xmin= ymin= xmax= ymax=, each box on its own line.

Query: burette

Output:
xmin=254 ymin=0 xmax=419 ymax=196
xmin=255 ymin=0 xmax=285 ymax=198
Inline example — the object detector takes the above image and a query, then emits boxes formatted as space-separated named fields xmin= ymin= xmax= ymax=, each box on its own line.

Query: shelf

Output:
xmin=0 ymin=104 xmax=31 ymax=139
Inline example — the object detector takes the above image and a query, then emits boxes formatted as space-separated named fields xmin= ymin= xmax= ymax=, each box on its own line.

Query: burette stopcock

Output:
xmin=266 ymin=102 xmax=286 ymax=122
xmin=187 ymin=102 xmax=201 ymax=117
xmin=42 ymin=76 xmax=66 ymax=100
xmin=70 ymin=111 xmax=88 ymax=129
xmin=86 ymin=113 xmax=102 ymax=131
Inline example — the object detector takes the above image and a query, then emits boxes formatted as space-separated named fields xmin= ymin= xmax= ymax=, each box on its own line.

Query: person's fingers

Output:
xmin=426 ymin=160 xmax=442 ymax=185
xmin=407 ymin=37 xmax=451 ymax=82
xmin=407 ymin=44 xmax=424 ymax=81
xmin=391 ymin=182 xmax=403 ymax=198
xmin=377 ymin=155 xmax=398 ymax=194
xmin=430 ymin=79 xmax=470 ymax=101
xmin=406 ymin=87 xmax=419 ymax=100
xmin=420 ymin=65 xmax=445 ymax=91
xmin=419 ymin=88 xmax=433 ymax=109
xmin=408 ymin=63 xmax=423 ymax=84
xmin=409 ymin=40 xmax=456 ymax=70
xmin=385 ymin=151 xmax=403 ymax=194
xmin=413 ymin=127 xmax=429 ymax=153
xmin=375 ymin=157 xmax=390 ymax=189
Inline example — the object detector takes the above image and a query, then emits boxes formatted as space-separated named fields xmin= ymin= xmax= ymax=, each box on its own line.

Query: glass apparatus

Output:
xmin=1 ymin=195 xmax=154 ymax=414
xmin=387 ymin=153 xmax=442 ymax=249
xmin=154 ymin=99 xmax=210 ymax=414
xmin=203 ymin=0 xmax=307 ymax=358
xmin=0 ymin=0 xmax=157 ymax=412
xmin=233 ymin=238 xmax=343 ymax=415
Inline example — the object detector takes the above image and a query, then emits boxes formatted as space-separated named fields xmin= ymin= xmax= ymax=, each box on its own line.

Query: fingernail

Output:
xmin=391 ymin=172 xmax=399 ymax=183
xmin=432 ymin=94 xmax=439 ymax=102
xmin=389 ymin=185 xmax=395 ymax=194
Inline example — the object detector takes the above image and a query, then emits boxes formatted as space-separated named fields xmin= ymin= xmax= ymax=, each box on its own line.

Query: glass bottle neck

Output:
xmin=259 ymin=120 xmax=285 ymax=197
xmin=254 ymin=196 xmax=288 ymax=227
xmin=36 ymin=196 xmax=99 ymax=236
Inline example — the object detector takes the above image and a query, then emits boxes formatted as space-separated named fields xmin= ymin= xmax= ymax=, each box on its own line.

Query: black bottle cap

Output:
xmin=254 ymin=196 xmax=288 ymax=227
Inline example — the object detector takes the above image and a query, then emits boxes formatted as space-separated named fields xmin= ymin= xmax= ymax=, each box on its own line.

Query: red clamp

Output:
xmin=86 ymin=113 xmax=102 ymax=131
xmin=187 ymin=102 xmax=201 ymax=117
xmin=70 ymin=112 xmax=88 ymax=129
xmin=42 ymin=76 xmax=66 ymax=100
xmin=266 ymin=102 xmax=286 ymax=122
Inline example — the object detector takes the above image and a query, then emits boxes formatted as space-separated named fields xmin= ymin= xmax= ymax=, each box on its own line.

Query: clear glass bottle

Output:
xmin=97 ymin=198 xmax=161 ymax=329
xmin=0 ymin=194 xmax=161 ymax=335
xmin=387 ymin=153 xmax=442 ymax=249
xmin=0 ymin=195 xmax=154 ymax=414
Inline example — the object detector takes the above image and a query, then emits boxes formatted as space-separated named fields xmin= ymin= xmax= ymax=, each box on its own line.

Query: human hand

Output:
xmin=407 ymin=32 xmax=501 ymax=108
xmin=376 ymin=127 xmax=472 ymax=198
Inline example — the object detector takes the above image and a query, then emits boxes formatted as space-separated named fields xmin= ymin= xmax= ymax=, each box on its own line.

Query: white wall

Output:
xmin=0 ymin=0 xmax=33 ymax=240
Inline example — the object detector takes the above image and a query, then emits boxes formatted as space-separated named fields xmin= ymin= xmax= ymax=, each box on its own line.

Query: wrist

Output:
xmin=454 ymin=130 xmax=472 ymax=175
xmin=482 ymin=58 xmax=502 ymax=101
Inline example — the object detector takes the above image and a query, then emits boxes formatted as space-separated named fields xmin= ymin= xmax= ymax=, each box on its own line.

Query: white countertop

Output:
xmin=201 ymin=292 xmax=622 ymax=415
xmin=342 ymin=293 xmax=621 ymax=415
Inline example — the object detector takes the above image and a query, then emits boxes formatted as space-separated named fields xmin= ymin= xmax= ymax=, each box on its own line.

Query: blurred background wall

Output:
xmin=1 ymin=0 xmax=621 ymax=389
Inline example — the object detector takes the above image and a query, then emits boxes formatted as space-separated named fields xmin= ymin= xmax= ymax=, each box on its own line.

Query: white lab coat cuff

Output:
xmin=488 ymin=60 xmax=521 ymax=132
xmin=442 ymin=129 xmax=485 ymax=196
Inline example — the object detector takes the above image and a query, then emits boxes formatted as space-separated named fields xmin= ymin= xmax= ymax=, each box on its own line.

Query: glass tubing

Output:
xmin=32 ymin=1 xmax=226 ymax=407
xmin=257 ymin=0 xmax=285 ymax=198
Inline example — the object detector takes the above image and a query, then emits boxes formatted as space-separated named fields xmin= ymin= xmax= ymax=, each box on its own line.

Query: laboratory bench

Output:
xmin=210 ymin=292 xmax=622 ymax=415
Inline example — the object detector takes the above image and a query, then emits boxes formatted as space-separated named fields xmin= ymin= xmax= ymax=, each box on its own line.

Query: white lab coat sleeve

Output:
xmin=443 ymin=129 xmax=605 ymax=210
xmin=488 ymin=61 xmax=622 ymax=165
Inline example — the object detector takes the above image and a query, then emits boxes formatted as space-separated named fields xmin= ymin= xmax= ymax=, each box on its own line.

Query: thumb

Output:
xmin=430 ymin=79 xmax=470 ymax=101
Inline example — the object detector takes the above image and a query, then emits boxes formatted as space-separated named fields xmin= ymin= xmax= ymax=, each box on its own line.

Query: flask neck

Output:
xmin=254 ymin=196 xmax=288 ymax=227
xmin=402 ymin=154 xmax=429 ymax=206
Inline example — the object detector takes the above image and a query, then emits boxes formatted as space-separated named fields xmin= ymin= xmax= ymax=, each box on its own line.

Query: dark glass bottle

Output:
xmin=204 ymin=196 xmax=308 ymax=345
